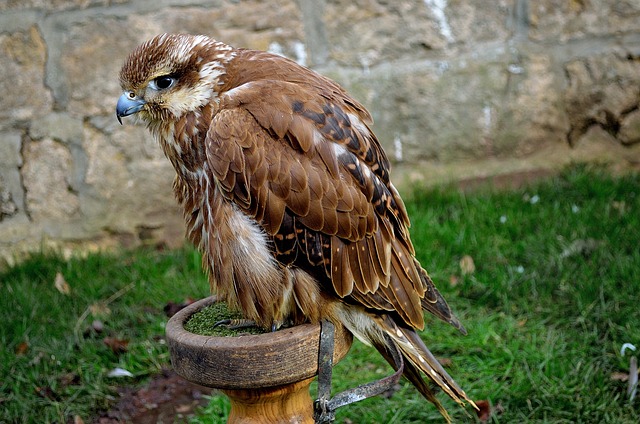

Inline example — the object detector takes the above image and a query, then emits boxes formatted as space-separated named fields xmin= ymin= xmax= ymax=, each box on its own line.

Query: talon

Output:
xmin=213 ymin=318 xmax=258 ymax=330
xmin=213 ymin=319 xmax=232 ymax=328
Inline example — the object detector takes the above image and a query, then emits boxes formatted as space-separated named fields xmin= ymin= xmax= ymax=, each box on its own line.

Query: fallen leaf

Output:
xmin=74 ymin=416 xmax=85 ymax=424
xmin=459 ymin=255 xmax=476 ymax=275
xmin=164 ymin=302 xmax=183 ymax=317
xmin=89 ymin=303 xmax=111 ymax=317
xmin=612 ymin=200 xmax=626 ymax=214
xmin=59 ymin=372 xmax=81 ymax=388
xmin=449 ymin=275 xmax=459 ymax=287
xmin=560 ymin=238 xmax=603 ymax=259
xmin=175 ymin=403 xmax=195 ymax=414
xmin=15 ymin=341 xmax=29 ymax=356
xmin=437 ymin=357 xmax=453 ymax=367
xmin=611 ymin=372 xmax=629 ymax=382
xmin=54 ymin=272 xmax=70 ymax=295
xmin=35 ymin=386 xmax=59 ymax=400
xmin=475 ymin=399 xmax=491 ymax=422
xmin=164 ymin=298 xmax=196 ymax=317
xmin=107 ymin=367 xmax=134 ymax=378
xmin=103 ymin=337 xmax=129 ymax=354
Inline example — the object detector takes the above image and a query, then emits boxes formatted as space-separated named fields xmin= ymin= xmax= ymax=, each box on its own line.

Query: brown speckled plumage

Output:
xmin=117 ymin=33 xmax=476 ymax=420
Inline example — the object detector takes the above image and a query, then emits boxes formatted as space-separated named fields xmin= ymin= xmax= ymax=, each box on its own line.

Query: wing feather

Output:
xmin=207 ymin=80 xmax=460 ymax=331
xmin=331 ymin=236 xmax=354 ymax=297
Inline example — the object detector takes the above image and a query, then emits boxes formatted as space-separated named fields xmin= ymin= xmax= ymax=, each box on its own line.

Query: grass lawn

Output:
xmin=1 ymin=165 xmax=639 ymax=423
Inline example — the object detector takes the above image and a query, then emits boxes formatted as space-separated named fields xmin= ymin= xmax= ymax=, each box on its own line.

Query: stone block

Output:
xmin=564 ymin=53 xmax=640 ymax=145
xmin=0 ymin=26 xmax=53 ymax=122
xmin=323 ymin=0 xmax=511 ymax=68
xmin=58 ymin=17 xmax=155 ymax=117
xmin=503 ymin=54 xmax=570 ymax=154
xmin=0 ymin=131 xmax=22 ymax=167
xmin=529 ymin=0 xmax=640 ymax=42
xmin=59 ymin=1 xmax=303 ymax=115
xmin=618 ymin=109 xmax=640 ymax=146
xmin=1 ymin=0 xmax=639 ymax=262
xmin=0 ymin=0 xmax=120 ymax=12
xmin=333 ymin=49 xmax=568 ymax=163
xmin=30 ymin=112 xmax=84 ymax=145
xmin=81 ymin=122 xmax=178 ymax=234
xmin=21 ymin=138 xmax=80 ymax=222
xmin=135 ymin=0 xmax=305 ymax=60
xmin=0 ymin=131 xmax=24 ymax=216
xmin=0 ymin=174 xmax=18 ymax=221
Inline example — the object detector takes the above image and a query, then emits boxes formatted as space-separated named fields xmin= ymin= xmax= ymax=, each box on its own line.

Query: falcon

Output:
xmin=116 ymin=33 xmax=475 ymax=419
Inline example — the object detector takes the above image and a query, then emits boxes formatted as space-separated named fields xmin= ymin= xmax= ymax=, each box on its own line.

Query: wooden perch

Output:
xmin=166 ymin=296 xmax=353 ymax=423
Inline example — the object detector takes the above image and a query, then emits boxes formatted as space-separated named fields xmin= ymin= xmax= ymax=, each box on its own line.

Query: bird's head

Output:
xmin=116 ymin=33 xmax=233 ymax=125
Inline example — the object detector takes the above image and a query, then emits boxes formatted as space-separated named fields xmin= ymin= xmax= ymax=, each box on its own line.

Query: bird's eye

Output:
xmin=150 ymin=76 xmax=176 ymax=90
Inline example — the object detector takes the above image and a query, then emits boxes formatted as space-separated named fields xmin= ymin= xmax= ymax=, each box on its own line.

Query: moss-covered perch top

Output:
xmin=184 ymin=301 xmax=267 ymax=337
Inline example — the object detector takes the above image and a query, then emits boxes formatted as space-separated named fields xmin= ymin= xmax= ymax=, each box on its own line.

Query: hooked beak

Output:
xmin=116 ymin=93 xmax=146 ymax=124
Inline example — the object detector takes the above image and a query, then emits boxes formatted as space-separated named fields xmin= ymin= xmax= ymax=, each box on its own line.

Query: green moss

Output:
xmin=184 ymin=301 xmax=266 ymax=336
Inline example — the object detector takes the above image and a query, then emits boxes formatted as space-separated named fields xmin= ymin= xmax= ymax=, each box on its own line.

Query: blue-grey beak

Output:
xmin=116 ymin=93 xmax=146 ymax=124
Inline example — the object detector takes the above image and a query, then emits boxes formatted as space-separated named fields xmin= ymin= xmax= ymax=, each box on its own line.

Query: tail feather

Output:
xmin=374 ymin=316 xmax=477 ymax=421
xmin=402 ymin=359 xmax=452 ymax=421
xmin=333 ymin=304 xmax=476 ymax=423
xmin=371 ymin=334 xmax=452 ymax=421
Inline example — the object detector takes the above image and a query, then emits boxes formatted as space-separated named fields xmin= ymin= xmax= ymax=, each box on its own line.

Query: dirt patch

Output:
xmin=95 ymin=368 xmax=214 ymax=424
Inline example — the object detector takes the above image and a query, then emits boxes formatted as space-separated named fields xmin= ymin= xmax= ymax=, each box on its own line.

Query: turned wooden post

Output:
xmin=166 ymin=296 xmax=353 ymax=423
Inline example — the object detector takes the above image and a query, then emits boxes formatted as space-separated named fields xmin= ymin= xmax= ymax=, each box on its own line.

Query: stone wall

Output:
xmin=1 ymin=0 xmax=639 ymax=264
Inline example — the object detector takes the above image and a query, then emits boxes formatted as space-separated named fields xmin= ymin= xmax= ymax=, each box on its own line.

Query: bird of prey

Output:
xmin=117 ymin=33 xmax=475 ymax=419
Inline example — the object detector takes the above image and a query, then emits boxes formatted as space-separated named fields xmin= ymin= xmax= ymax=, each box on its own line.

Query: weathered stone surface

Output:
xmin=30 ymin=112 xmax=84 ymax=144
xmin=369 ymin=60 xmax=509 ymax=162
xmin=571 ymin=126 xmax=640 ymax=167
xmin=333 ymin=50 xmax=565 ymax=162
xmin=323 ymin=0 xmax=511 ymax=68
xmin=0 ymin=26 xmax=53 ymax=122
xmin=136 ymin=0 xmax=304 ymax=59
xmin=83 ymin=124 xmax=130 ymax=205
xmin=0 ymin=0 xmax=124 ymax=12
xmin=21 ymin=138 xmax=80 ymax=222
xmin=0 ymin=131 xmax=24 ymax=218
xmin=80 ymin=121 xmax=182 ymax=242
xmin=502 ymin=54 xmax=569 ymax=155
xmin=0 ymin=175 xmax=18 ymax=221
xmin=529 ymin=0 xmax=640 ymax=42
xmin=324 ymin=0 xmax=445 ymax=68
xmin=618 ymin=109 xmax=640 ymax=146
xmin=564 ymin=53 xmax=640 ymax=145
xmin=59 ymin=17 xmax=152 ymax=116
xmin=0 ymin=0 xmax=639 ymax=262
xmin=0 ymin=131 xmax=22 ymax=168
xmin=92 ymin=116 xmax=166 ymax=161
